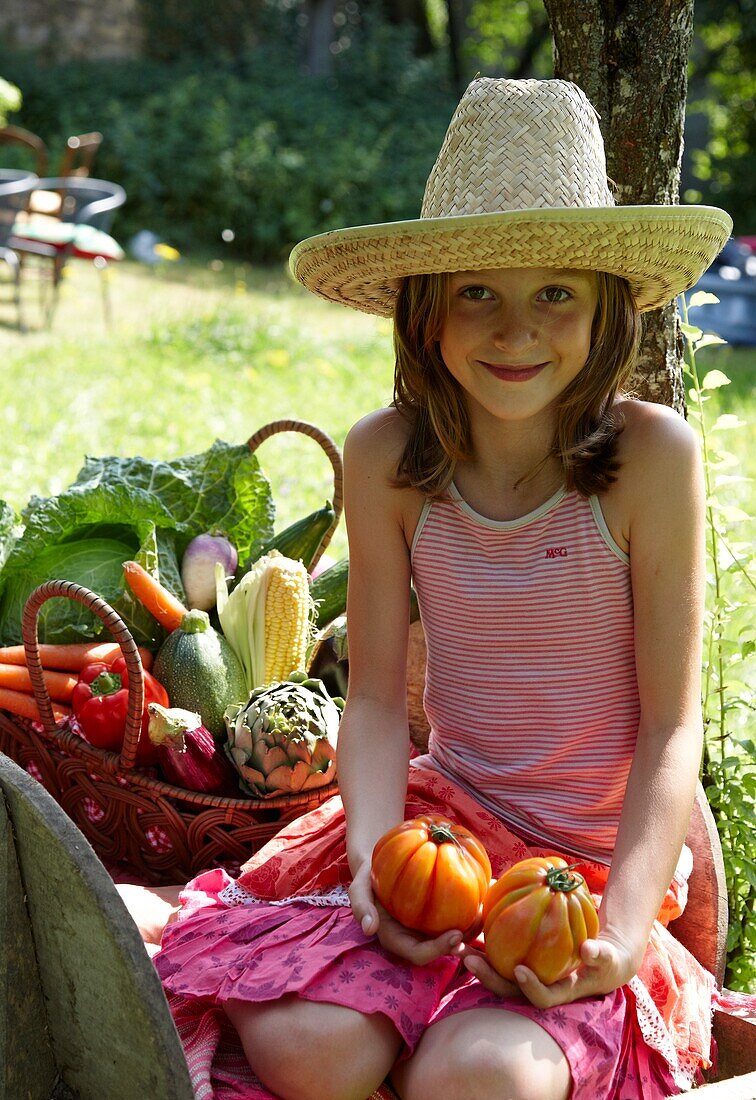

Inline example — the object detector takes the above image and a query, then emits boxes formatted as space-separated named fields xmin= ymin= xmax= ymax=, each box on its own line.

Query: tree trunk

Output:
xmin=383 ymin=0 xmax=434 ymax=54
xmin=542 ymin=0 xmax=695 ymax=412
xmin=446 ymin=0 xmax=473 ymax=95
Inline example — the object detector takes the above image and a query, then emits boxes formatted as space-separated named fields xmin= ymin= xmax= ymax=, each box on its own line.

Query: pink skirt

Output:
xmin=155 ymin=762 xmax=716 ymax=1100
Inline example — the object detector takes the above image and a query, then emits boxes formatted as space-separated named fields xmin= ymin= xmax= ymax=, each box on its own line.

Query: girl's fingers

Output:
xmin=360 ymin=909 xmax=380 ymax=935
xmin=580 ymin=938 xmax=604 ymax=965
xmin=348 ymin=869 xmax=379 ymax=934
xmin=464 ymin=955 xmax=521 ymax=997
xmin=394 ymin=927 xmax=463 ymax=965
xmin=376 ymin=917 xmax=464 ymax=965
xmin=514 ymin=941 xmax=623 ymax=1007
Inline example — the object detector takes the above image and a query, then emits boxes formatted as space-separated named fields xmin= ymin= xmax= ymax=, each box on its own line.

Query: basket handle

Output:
xmin=22 ymin=580 xmax=146 ymax=771
xmin=246 ymin=419 xmax=343 ymax=571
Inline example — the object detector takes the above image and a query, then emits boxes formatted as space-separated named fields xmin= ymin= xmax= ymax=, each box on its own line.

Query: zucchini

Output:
xmin=153 ymin=609 xmax=247 ymax=738
xmin=311 ymin=558 xmax=348 ymax=629
xmin=310 ymin=558 xmax=420 ymax=629
xmin=241 ymin=501 xmax=336 ymax=578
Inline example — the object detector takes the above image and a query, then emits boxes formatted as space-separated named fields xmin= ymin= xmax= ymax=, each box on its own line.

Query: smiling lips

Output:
xmin=481 ymin=361 xmax=547 ymax=382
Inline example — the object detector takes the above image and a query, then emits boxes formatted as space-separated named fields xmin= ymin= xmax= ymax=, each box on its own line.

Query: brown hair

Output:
xmin=392 ymin=270 xmax=641 ymax=497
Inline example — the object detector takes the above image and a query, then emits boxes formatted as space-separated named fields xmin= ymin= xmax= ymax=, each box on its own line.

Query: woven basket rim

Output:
xmin=0 ymin=710 xmax=340 ymax=812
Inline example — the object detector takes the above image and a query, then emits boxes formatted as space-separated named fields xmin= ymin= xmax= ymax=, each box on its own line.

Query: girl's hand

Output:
xmin=348 ymin=859 xmax=467 ymax=965
xmin=461 ymin=932 xmax=639 ymax=1007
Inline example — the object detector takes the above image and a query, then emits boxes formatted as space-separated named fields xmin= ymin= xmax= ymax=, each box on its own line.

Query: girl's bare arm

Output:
xmin=337 ymin=409 xmax=488 ymax=965
xmin=338 ymin=408 xmax=414 ymax=882
xmin=596 ymin=401 xmax=706 ymax=965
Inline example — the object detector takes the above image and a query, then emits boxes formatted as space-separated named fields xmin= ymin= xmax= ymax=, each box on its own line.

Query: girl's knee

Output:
xmin=393 ymin=1012 xmax=571 ymax=1100
xmin=456 ymin=1041 xmax=570 ymax=1100
xmin=116 ymin=883 xmax=181 ymax=945
xmin=225 ymin=995 xmax=401 ymax=1100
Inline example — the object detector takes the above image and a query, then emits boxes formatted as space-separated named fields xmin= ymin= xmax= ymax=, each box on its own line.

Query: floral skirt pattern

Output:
xmin=155 ymin=762 xmax=716 ymax=1100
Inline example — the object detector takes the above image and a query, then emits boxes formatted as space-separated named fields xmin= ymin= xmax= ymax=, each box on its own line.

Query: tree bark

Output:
xmin=542 ymin=0 xmax=695 ymax=412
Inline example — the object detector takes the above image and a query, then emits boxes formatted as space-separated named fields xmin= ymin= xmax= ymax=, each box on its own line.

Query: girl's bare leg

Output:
xmin=390 ymin=1008 xmax=571 ymax=1100
xmin=116 ymin=884 xmax=182 ymax=952
xmin=225 ymin=995 xmax=403 ymax=1100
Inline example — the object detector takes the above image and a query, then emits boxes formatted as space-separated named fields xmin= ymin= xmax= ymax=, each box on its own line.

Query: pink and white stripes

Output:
xmin=411 ymin=484 xmax=639 ymax=864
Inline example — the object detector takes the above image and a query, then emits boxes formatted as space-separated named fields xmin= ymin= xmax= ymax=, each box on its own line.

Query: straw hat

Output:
xmin=290 ymin=77 xmax=732 ymax=315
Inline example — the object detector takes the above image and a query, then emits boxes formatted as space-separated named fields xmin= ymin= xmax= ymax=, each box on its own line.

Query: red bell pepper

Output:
xmin=71 ymin=656 xmax=169 ymax=765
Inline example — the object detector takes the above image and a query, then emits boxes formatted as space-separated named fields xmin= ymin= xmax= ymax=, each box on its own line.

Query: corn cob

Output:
xmin=216 ymin=550 xmax=314 ymax=693
xmin=263 ymin=556 xmax=311 ymax=682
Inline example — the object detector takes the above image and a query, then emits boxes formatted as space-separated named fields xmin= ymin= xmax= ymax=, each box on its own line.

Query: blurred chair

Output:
xmin=30 ymin=131 xmax=104 ymax=217
xmin=59 ymin=131 xmax=103 ymax=177
xmin=0 ymin=170 xmax=38 ymax=330
xmin=10 ymin=176 xmax=126 ymax=326
xmin=0 ymin=124 xmax=48 ymax=177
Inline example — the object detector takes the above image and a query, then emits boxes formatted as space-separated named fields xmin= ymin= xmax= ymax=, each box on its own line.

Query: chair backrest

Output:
xmin=58 ymin=131 xmax=103 ymax=178
xmin=29 ymin=176 xmax=126 ymax=231
xmin=672 ymin=783 xmax=728 ymax=985
xmin=0 ymin=754 xmax=194 ymax=1100
xmin=0 ymin=124 xmax=48 ymax=176
xmin=0 ymin=174 xmax=38 ymax=246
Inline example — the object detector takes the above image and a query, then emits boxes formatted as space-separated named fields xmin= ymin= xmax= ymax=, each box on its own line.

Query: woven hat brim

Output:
xmin=290 ymin=205 xmax=732 ymax=315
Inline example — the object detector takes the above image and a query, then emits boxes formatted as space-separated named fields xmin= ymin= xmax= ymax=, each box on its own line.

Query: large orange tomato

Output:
xmin=483 ymin=856 xmax=599 ymax=985
xmin=371 ymin=815 xmax=492 ymax=936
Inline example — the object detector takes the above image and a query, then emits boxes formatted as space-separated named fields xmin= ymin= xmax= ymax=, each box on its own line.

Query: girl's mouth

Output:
xmin=481 ymin=362 xmax=547 ymax=382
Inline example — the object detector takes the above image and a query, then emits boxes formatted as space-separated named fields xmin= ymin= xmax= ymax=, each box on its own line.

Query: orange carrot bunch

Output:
xmin=0 ymin=642 xmax=154 ymax=724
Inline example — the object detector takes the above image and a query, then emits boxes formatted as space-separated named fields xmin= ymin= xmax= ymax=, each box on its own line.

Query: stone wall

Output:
xmin=0 ymin=0 xmax=145 ymax=61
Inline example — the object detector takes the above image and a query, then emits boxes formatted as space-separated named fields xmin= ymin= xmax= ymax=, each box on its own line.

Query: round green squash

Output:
xmin=153 ymin=610 xmax=247 ymax=738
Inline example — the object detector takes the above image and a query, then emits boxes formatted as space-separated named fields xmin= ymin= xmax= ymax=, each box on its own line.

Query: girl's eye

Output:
xmin=460 ymin=286 xmax=494 ymax=301
xmin=538 ymin=286 xmax=571 ymax=303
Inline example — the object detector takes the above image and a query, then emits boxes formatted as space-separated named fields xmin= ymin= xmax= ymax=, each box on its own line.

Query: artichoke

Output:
xmin=224 ymin=671 xmax=343 ymax=798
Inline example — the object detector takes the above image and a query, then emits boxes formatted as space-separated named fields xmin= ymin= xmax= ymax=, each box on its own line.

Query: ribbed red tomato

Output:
xmin=371 ymin=815 xmax=492 ymax=936
xmin=483 ymin=855 xmax=600 ymax=985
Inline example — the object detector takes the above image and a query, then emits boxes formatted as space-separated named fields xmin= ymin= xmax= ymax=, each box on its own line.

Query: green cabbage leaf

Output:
xmin=0 ymin=440 xmax=274 ymax=646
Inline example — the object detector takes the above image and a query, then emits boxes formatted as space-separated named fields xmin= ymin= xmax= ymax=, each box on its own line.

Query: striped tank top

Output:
xmin=410 ymin=482 xmax=639 ymax=865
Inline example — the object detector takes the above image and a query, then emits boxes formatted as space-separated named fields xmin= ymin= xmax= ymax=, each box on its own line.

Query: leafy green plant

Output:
xmin=0 ymin=26 xmax=455 ymax=260
xmin=0 ymin=75 xmax=21 ymax=126
xmin=681 ymin=292 xmax=756 ymax=993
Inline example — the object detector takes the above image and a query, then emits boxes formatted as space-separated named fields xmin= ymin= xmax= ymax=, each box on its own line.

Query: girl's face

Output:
xmin=439 ymin=268 xmax=598 ymax=427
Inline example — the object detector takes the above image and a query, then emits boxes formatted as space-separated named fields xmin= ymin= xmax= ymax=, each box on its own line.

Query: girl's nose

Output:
xmin=491 ymin=311 xmax=538 ymax=352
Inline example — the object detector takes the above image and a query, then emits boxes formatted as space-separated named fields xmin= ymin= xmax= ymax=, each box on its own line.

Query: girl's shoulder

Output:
xmin=613 ymin=397 xmax=701 ymax=477
xmin=343 ymin=407 xmax=413 ymax=495
xmin=344 ymin=408 xmax=425 ymax=551
xmin=344 ymin=406 xmax=411 ymax=469
xmin=600 ymin=398 xmax=702 ymax=550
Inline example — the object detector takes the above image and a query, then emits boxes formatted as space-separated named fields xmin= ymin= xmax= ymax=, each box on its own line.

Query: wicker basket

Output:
xmin=0 ymin=420 xmax=344 ymax=885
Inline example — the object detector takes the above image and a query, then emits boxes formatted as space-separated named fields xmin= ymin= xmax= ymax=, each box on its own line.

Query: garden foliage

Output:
xmin=683 ymin=296 xmax=756 ymax=993
xmin=0 ymin=21 xmax=456 ymax=261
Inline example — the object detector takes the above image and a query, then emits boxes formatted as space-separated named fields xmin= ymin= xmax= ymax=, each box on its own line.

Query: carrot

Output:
xmin=0 ymin=643 xmax=154 ymax=672
xmin=0 ymin=663 xmax=77 ymax=702
xmin=0 ymin=687 xmax=71 ymax=723
xmin=122 ymin=560 xmax=188 ymax=634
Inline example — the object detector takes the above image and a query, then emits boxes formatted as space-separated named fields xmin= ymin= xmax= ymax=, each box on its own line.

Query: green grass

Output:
xmin=0 ymin=255 xmax=397 ymax=561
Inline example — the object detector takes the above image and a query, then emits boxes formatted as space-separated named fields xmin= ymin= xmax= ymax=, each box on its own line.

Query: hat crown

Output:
xmin=421 ymin=78 xmax=615 ymax=219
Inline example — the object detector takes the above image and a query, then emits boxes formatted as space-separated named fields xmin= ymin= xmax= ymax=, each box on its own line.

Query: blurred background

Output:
xmin=0 ymin=0 xmax=753 ymax=260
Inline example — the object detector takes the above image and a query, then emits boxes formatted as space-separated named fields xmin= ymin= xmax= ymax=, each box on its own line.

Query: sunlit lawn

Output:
xmin=0 ymin=255 xmax=397 ymax=561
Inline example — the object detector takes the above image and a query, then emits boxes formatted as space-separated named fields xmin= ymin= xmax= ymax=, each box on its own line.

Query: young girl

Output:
xmin=129 ymin=78 xmax=734 ymax=1100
